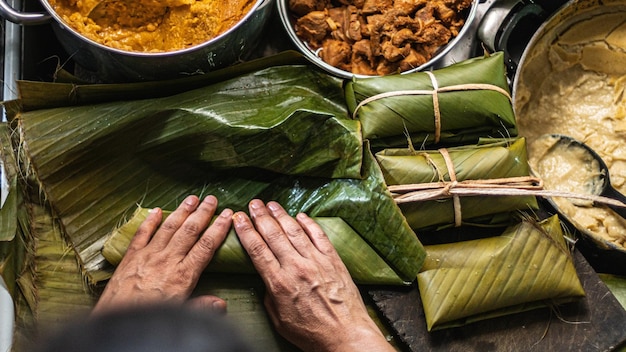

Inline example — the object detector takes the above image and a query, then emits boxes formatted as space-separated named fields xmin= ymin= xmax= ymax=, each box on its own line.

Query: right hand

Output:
xmin=232 ymin=200 xmax=394 ymax=352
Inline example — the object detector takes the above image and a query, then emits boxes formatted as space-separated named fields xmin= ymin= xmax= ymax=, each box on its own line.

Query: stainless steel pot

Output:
xmin=0 ymin=0 xmax=275 ymax=82
xmin=277 ymin=0 xmax=480 ymax=79
xmin=480 ymin=0 xmax=626 ymax=274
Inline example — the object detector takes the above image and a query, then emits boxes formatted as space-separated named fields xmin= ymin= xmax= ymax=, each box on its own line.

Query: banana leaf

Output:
xmin=344 ymin=52 xmax=517 ymax=149
xmin=417 ymin=215 xmax=585 ymax=331
xmin=13 ymin=64 xmax=425 ymax=285
xmin=0 ymin=166 xmax=95 ymax=348
xmin=103 ymin=208 xmax=407 ymax=285
xmin=598 ymin=274 xmax=626 ymax=310
xmin=16 ymin=50 xmax=307 ymax=111
xmin=16 ymin=65 xmax=362 ymax=180
xmin=192 ymin=273 xmax=299 ymax=351
xmin=19 ymin=202 xmax=96 ymax=329
xmin=376 ymin=138 xmax=539 ymax=231
xmin=0 ymin=123 xmax=19 ymax=242
xmin=0 ymin=123 xmax=27 ymax=298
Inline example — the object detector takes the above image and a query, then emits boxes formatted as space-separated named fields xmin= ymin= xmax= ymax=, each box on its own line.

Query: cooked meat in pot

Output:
xmin=292 ymin=0 xmax=472 ymax=75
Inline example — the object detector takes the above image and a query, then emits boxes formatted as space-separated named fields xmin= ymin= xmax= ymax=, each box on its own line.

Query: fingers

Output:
xmin=148 ymin=195 xmax=202 ymax=250
xmin=183 ymin=208 xmax=233 ymax=270
xmin=295 ymin=213 xmax=337 ymax=256
xmin=127 ymin=207 xmax=163 ymax=253
xmin=247 ymin=200 xmax=299 ymax=260
xmin=266 ymin=202 xmax=317 ymax=257
xmin=185 ymin=295 xmax=227 ymax=315
xmin=167 ymin=196 xmax=220 ymax=256
xmin=233 ymin=211 xmax=280 ymax=276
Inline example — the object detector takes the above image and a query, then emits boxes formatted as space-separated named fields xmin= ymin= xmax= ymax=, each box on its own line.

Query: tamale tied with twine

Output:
xmin=345 ymin=52 xmax=517 ymax=149
xmin=376 ymin=138 xmax=540 ymax=231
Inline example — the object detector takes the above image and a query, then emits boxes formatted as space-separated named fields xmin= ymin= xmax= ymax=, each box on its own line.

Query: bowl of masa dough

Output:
xmin=0 ymin=0 xmax=274 ymax=82
xmin=512 ymin=0 xmax=626 ymax=275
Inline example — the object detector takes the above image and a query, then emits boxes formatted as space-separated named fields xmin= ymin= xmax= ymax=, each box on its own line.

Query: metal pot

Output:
xmin=0 ymin=0 xmax=275 ymax=82
xmin=480 ymin=0 xmax=626 ymax=274
xmin=277 ymin=0 xmax=481 ymax=79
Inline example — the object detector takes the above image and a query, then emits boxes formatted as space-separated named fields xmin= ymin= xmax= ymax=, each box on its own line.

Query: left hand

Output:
xmin=92 ymin=195 xmax=233 ymax=315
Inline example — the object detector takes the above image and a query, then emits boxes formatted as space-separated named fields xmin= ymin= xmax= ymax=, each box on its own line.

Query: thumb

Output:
xmin=186 ymin=295 xmax=227 ymax=315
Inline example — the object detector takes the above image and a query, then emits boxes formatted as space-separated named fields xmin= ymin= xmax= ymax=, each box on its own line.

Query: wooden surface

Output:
xmin=367 ymin=251 xmax=626 ymax=352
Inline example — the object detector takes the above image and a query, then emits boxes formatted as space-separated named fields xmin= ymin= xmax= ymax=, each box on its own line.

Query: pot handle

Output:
xmin=478 ymin=0 xmax=547 ymax=77
xmin=0 ymin=0 xmax=50 ymax=25
xmin=478 ymin=0 xmax=546 ymax=52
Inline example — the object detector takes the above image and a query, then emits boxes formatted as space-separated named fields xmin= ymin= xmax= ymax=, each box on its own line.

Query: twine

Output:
xmin=351 ymin=71 xmax=512 ymax=143
xmin=440 ymin=148 xmax=462 ymax=227
xmin=389 ymin=148 xmax=626 ymax=227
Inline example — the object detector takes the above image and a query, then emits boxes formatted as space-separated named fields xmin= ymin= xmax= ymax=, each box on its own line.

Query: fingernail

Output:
xmin=220 ymin=208 xmax=233 ymax=218
xmin=232 ymin=212 xmax=246 ymax=226
xmin=184 ymin=195 xmax=198 ymax=207
xmin=267 ymin=202 xmax=280 ymax=212
xmin=249 ymin=199 xmax=263 ymax=209
xmin=149 ymin=207 xmax=159 ymax=213
xmin=203 ymin=195 xmax=217 ymax=206
xmin=213 ymin=301 xmax=227 ymax=314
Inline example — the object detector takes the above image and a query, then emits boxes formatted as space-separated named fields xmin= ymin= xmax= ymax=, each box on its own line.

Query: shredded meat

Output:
xmin=291 ymin=0 xmax=472 ymax=75
xmin=289 ymin=0 xmax=331 ymax=16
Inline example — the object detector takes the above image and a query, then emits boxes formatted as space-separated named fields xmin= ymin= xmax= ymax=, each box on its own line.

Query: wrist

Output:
xmin=328 ymin=321 xmax=395 ymax=352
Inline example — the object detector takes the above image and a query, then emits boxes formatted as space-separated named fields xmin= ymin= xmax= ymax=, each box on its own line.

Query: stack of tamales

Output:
xmin=345 ymin=52 xmax=584 ymax=330
xmin=0 ymin=51 xmax=585 ymax=347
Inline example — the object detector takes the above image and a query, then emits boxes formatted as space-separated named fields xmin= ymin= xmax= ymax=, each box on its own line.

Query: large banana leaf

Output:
xmin=13 ymin=64 xmax=425 ymax=285
xmin=17 ymin=202 xmax=96 ymax=330
xmin=0 ymin=123 xmax=26 ymax=298
xmin=344 ymin=52 xmax=516 ymax=149
xmin=0 ymin=139 xmax=95 ymax=348
xmin=0 ymin=123 xmax=19 ymax=242
xmin=417 ymin=215 xmax=585 ymax=331
xmin=17 ymin=66 xmax=361 ymax=180
xmin=103 ymin=208 xmax=407 ymax=285
xmin=16 ymin=51 xmax=308 ymax=111
xmin=376 ymin=138 xmax=538 ymax=230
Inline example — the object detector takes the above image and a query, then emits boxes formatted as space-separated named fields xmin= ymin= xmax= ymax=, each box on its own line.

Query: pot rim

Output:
xmin=513 ymin=0 xmax=626 ymax=255
xmin=39 ymin=0 xmax=268 ymax=57
xmin=512 ymin=0 xmax=626 ymax=97
xmin=277 ymin=0 xmax=480 ymax=79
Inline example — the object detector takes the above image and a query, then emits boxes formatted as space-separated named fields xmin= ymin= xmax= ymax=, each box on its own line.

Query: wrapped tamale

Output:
xmin=103 ymin=208 xmax=408 ymax=285
xmin=344 ymin=52 xmax=517 ymax=148
xmin=12 ymin=64 xmax=425 ymax=285
xmin=417 ymin=215 xmax=585 ymax=331
xmin=376 ymin=138 xmax=539 ymax=231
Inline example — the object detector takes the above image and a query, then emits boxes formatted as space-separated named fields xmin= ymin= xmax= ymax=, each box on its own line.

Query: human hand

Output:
xmin=233 ymin=200 xmax=394 ymax=352
xmin=92 ymin=195 xmax=233 ymax=315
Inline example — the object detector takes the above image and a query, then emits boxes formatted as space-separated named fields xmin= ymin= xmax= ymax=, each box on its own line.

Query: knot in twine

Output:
xmin=389 ymin=148 xmax=626 ymax=227
xmin=351 ymin=71 xmax=513 ymax=143
xmin=389 ymin=148 xmax=543 ymax=227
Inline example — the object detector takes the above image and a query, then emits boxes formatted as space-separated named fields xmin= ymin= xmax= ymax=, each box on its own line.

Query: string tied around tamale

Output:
xmin=351 ymin=71 xmax=513 ymax=143
xmin=439 ymin=148 xmax=463 ymax=226
xmin=389 ymin=149 xmax=626 ymax=226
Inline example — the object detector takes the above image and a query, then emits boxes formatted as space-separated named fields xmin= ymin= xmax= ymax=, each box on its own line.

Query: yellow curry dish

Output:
xmin=516 ymin=11 xmax=626 ymax=250
xmin=47 ymin=0 xmax=256 ymax=52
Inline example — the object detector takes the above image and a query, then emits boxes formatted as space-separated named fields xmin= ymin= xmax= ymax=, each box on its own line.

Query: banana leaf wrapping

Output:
xmin=344 ymin=52 xmax=517 ymax=149
xmin=417 ymin=215 xmax=585 ymax=331
xmin=103 ymin=208 xmax=407 ymax=285
xmin=376 ymin=138 xmax=539 ymax=231
xmin=12 ymin=64 xmax=425 ymax=285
